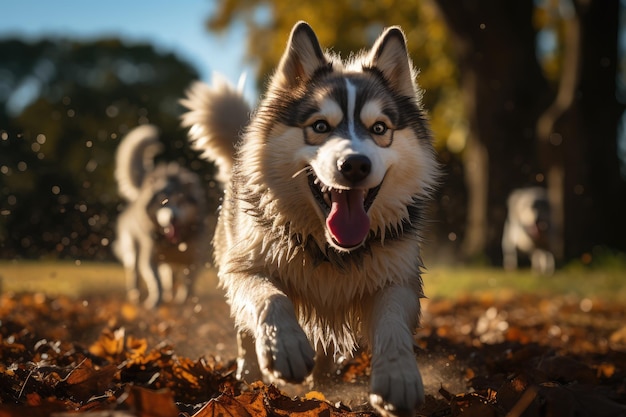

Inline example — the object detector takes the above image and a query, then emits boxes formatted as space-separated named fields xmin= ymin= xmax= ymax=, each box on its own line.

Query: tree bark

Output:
xmin=536 ymin=8 xmax=583 ymax=263
xmin=434 ymin=0 xmax=549 ymax=262
xmin=539 ymin=0 xmax=626 ymax=260
xmin=576 ymin=0 xmax=626 ymax=255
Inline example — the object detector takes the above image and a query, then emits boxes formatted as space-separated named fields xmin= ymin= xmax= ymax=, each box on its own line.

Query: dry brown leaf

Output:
xmin=63 ymin=360 xmax=117 ymax=402
xmin=341 ymin=351 xmax=370 ymax=382
xmin=2 ymin=291 xmax=626 ymax=416
xmin=596 ymin=362 xmax=616 ymax=379
xmin=122 ymin=386 xmax=180 ymax=417
xmin=193 ymin=391 xmax=268 ymax=417
xmin=88 ymin=327 xmax=127 ymax=360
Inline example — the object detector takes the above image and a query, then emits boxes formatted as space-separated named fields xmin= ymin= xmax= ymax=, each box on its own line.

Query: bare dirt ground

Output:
xmin=0 ymin=262 xmax=625 ymax=416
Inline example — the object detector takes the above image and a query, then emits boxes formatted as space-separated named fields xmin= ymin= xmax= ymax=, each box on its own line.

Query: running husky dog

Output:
xmin=502 ymin=187 xmax=555 ymax=275
xmin=181 ymin=22 xmax=439 ymax=416
xmin=113 ymin=125 xmax=208 ymax=308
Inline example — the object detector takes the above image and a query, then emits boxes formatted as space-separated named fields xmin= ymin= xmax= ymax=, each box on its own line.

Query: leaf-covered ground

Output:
xmin=1 ymin=270 xmax=626 ymax=416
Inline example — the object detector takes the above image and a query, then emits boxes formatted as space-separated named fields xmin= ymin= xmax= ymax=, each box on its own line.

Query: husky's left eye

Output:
xmin=371 ymin=121 xmax=388 ymax=135
xmin=312 ymin=120 xmax=330 ymax=133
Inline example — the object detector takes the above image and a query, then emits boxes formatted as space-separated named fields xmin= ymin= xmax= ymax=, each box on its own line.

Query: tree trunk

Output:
xmin=576 ymin=0 xmax=626 ymax=255
xmin=434 ymin=0 xmax=549 ymax=263
xmin=459 ymin=70 xmax=488 ymax=259
xmin=540 ymin=0 xmax=626 ymax=260
xmin=536 ymin=8 xmax=583 ymax=263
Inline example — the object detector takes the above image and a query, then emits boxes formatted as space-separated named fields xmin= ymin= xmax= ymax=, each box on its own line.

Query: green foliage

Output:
xmin=207 ymin=0 xmax=465 ymax=151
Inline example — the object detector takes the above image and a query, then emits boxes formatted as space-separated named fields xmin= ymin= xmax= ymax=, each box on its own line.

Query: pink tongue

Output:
xmin=164 ymin=224 xmax=178 ymax=243
xmin=326 ymin=189 xmax=370 ymax=248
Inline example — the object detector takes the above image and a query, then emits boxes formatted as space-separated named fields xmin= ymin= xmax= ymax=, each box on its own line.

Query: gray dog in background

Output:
xmin=113 ymin=125 xmax=209 ymax=308
xmin=502 ymin=187 xmax=555 ymax=275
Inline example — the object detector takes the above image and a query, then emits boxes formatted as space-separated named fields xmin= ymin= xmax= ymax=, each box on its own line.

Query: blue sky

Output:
xmin=0 ymin=0 xmax=257 ymax=101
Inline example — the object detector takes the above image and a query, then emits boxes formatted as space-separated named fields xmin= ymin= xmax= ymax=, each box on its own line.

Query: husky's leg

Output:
xmin=226 ymin=273 xmax=315 ymax=383
xmin=137 ymin=241 xmax=162 ymax=308
xmin=531 ymin=249 xmax=555 ymax=276
xmin=544 ymin=250 xmax=555 ymax=275
xmin=502 ymin=221 xmax=519 ymax=271
xmin=124 ymin=241 xmax=141 ymax=304
xmin=173 ymin=265 xmax=197 ymax=304
xmin=115 ymin=231 xmax=141 ymax=303
xmin=159 ymin=263 xmax=174 ymax=302
xmin=367 ymin=285 xmax=424 ymax=417
xmin=126 ymin=251 xmax=141 ymax=303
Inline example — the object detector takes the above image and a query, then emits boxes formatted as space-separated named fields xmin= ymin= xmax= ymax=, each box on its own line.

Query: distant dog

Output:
xmin=113 ymin=125 xmax=208 ymax=308
xmin=181 ymin=22 xmax=439 ymax=416
xmin=502 ymin=187 xmax=555 ymax=275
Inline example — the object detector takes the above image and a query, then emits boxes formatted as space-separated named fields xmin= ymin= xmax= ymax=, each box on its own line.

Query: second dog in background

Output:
xmin=113 ymin=125 xmax=209 ymax=308
xmin=502 ymin=186 xmax=555 ymax=275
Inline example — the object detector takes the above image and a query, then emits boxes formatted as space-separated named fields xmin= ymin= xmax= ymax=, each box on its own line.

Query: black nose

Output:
xmin=339 ymin=154 xmax=371 ymax=183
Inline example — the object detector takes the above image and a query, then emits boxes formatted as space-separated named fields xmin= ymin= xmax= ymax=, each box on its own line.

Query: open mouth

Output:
xmin=307 ymin=170 xmax=382 ymax=249
xmin=156 ymin=207 xmax=180 ymax=243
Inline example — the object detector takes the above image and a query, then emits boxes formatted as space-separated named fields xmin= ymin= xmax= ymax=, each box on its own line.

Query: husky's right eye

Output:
xmin=371 ymin=121 xmax=388 ymax=135
xmin=312 ymin=120 xmax=330 ymax=133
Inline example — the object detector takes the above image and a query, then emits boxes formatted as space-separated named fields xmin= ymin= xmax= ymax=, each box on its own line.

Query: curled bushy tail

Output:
xmin=180 ymin=74 xmax=251 ymax=185
xmin=115 ymin=124 xmax=163 ymax=201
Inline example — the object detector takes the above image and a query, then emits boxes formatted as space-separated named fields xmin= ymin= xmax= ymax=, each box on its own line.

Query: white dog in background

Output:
xmin=502 ymin=187 xmax=555 ymax=275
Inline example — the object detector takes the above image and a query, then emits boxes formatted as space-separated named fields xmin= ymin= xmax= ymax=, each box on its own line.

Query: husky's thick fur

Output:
xmin=502 ymin=187 xmax=555 ymax=275
xmin=181 ymin=22 xmax=438 ymax=416
xmin=113 ymin=125 xmax=208 ymax=308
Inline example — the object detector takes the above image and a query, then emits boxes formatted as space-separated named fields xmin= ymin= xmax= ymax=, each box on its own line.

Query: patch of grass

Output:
xmin=1 ymin=260 xmax=623 ymax=303
xmin=0 ymin=260 xmax=220 ymax=298
xmin=0 ymin=260 xmax=126 ymax=297
xmin=425 ymin=264 xmax=626 ymax=302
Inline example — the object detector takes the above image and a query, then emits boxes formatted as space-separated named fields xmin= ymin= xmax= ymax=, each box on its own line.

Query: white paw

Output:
xmin=369 ymin=353 xmax=424 ymax=417
xmin=255 ymin=320 xmax=315 ymax=383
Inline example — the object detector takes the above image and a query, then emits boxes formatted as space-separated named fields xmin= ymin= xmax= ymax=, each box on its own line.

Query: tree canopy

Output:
xmin=2 ymin=0 xmax=625 ymax=264
xmin=0 ymin=38 xmax=211 ymax=259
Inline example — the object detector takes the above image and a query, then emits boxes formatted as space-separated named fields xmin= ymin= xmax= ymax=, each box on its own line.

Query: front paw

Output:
xmin=254 ymin=320 xmax=315 ymax=383
xmin=369 ymin=353 xmax=424 ymax=417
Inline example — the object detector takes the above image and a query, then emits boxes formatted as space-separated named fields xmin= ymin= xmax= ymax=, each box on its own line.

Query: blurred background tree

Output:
xmin=0 ymin=39 xmax=214 ymax=260
xmin=208 ymin=0 xmax=626 ymax=264
xmin=1 ymin=0 xmax=625 ymax=267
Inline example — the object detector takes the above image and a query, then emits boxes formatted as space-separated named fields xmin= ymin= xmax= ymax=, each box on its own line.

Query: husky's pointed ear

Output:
xmin=368 ymin=27 xmax=416 ymax=97
xmin=272 ymin=21 xmax=328 ymax=90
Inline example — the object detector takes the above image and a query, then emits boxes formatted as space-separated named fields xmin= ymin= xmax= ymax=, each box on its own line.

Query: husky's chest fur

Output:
xmin=218 ymin=184 xmax=426 ymax=352
xmin=217 ymin=150 xmax=428 ymax=353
